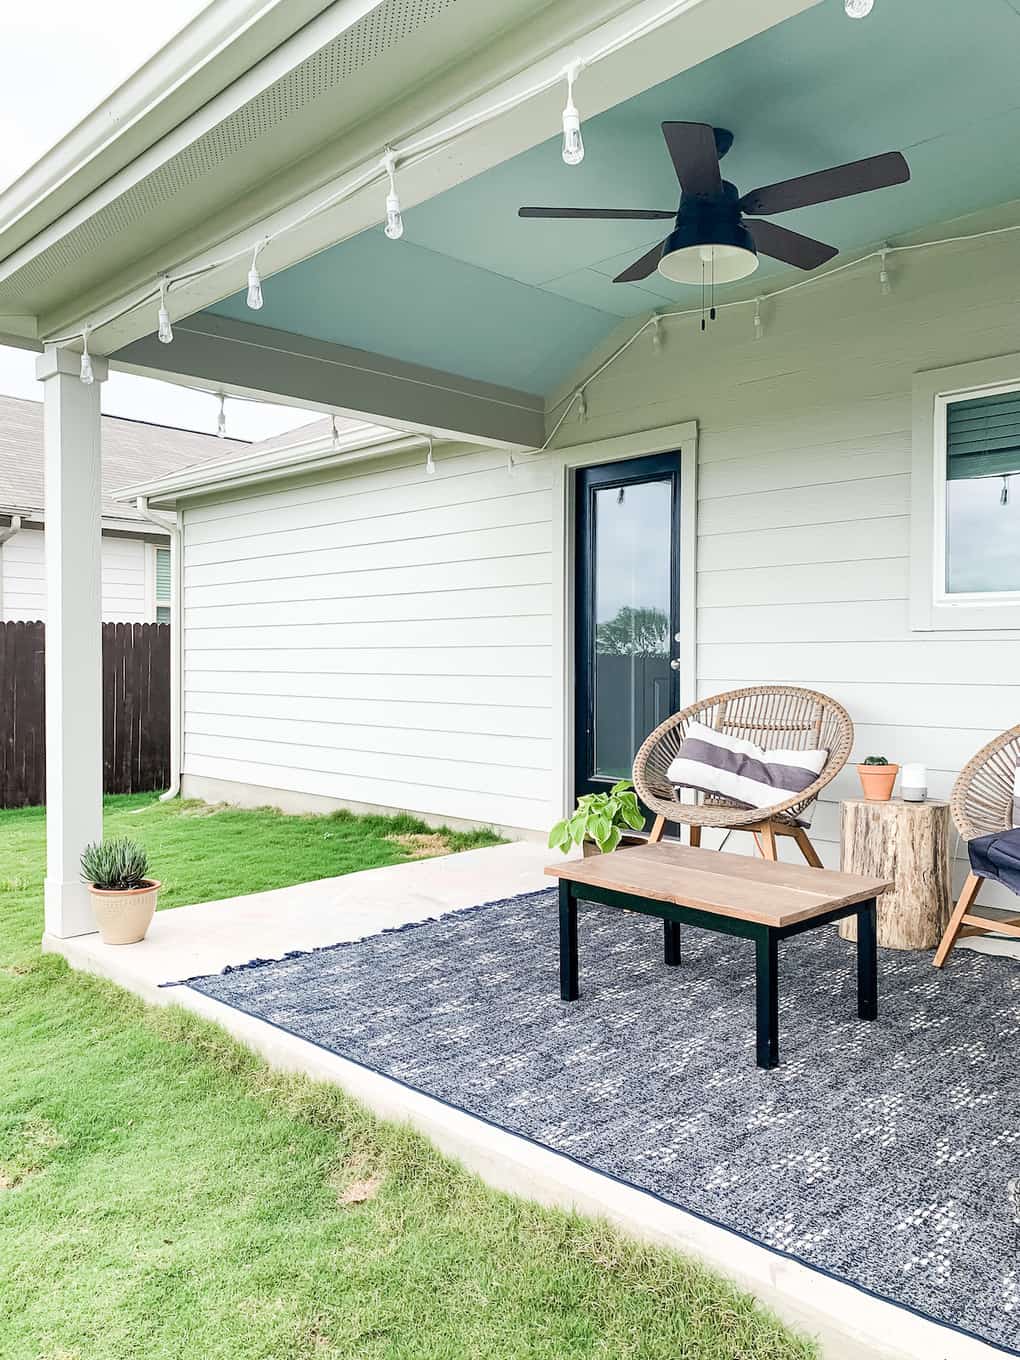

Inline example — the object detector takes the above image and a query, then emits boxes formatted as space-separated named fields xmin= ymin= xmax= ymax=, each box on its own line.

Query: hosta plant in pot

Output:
xmin=548 ymin=780 xmax=646 ymax=857
xmin=857 ymin=755 xmax=899 ymax=802
xmin=81 ymin=838 xmax=160 ymax=945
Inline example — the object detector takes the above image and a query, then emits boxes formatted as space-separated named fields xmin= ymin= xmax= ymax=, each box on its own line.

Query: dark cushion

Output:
xmin=969 ymin=829 xmax=1020 ymax=895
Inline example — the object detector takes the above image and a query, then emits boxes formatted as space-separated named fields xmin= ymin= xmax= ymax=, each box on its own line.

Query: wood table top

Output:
xmin=545 ymin=843 xmax=892 ymax=929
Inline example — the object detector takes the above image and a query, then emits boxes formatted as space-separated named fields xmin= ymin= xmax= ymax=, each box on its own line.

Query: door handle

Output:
xmin=670 ymin=658 xmax=682 ymax=671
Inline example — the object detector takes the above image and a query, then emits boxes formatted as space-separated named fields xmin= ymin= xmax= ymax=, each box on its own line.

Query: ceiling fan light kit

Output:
xmin=657 ymin=195 xmax=759 ymax=283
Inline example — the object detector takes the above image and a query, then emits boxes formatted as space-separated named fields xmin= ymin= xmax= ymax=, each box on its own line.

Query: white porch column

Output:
xmin=37 ymin=345 xmax=108 ymax=938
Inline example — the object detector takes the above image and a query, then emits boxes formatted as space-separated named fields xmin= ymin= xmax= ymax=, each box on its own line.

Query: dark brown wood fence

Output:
xmin=0 ymin=621 xmax=170 ymax=808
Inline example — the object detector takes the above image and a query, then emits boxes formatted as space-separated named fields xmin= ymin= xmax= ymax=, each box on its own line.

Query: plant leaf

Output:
xmin=602 ymin=825 xmax=622 ymax=853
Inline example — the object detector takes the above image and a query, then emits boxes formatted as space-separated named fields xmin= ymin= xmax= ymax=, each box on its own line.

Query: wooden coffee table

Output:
xmin=545 ymin=843 xmax=892 ymax=1069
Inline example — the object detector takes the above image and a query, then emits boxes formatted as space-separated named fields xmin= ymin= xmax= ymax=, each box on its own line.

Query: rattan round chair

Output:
xmin=933 ymin=723 xmax=1020 ymax=967
xmin=632 ymin=685 xmax=854 ymax=866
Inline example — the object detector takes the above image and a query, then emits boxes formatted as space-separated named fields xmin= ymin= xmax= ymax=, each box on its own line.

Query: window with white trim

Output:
xmin=911 ymin=356 xmax=1020 ymax=632
xmin=154 ymin=545 xmax=171 ymax=624
xmin=939 ymin=384 xmax=1020 ymax=600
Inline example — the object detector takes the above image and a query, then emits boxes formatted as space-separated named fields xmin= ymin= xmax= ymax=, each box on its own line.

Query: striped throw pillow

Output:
xmin=666 ymin=720 xmax=828 ymax=811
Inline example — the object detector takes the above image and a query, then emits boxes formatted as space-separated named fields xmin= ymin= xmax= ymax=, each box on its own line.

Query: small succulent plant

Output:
xmin=548 ymin=780 xmax=645 ymax=855
xmin=862 ymin=755 xmax=890 ymax=766
xmin=80 ymin=838 xmax=150 ymax=891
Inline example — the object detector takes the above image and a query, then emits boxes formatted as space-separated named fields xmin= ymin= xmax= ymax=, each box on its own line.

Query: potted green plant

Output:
xmin=857 ymin=755 xmax=899 ymax=802
xmin=80 ymin=838 xmax=160 ymax=945
xmin=548 ymin=780 xmax=646 ymax=857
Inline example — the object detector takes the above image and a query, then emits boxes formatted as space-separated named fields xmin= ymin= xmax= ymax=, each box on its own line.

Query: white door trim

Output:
xmin=548 ymin=420 xmax=698 ymax=820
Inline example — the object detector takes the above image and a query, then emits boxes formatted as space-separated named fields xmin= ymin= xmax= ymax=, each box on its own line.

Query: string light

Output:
xmin=577 ymin=389 xmax=588 ymax=422
xmin=216 ymin=393 xmax=227 ymax=439
xmin=382 ymin=150 xmax=404 ymax=240
xmin=425 ymin=438 xmax=435 ymax=475
xmin=1001 ymin=475 xmax=1010 ymax=507
xmin=561 ymin=63 xmax=584 ymax=166
xmin=79 ymin=325 xmax=94 ymax=385
xmin=650 ymin=315 xmax=663 ymax=351
xmin=507 ymin=451 xmax=516 ymax=475
xmin=331 ymin=415 xmax=340 ymax=450
xmin=844 ymin=0 xmax=874 ymax=15
xmin=246 ymin=241 xmax=265 ymax=310
xmin=753 ymin=297 xmax=764 ymax=341
xmin=879 ymin=246 xmax=892 ymax=295
xmin=157 ymin=277 xmax=173 ymax=344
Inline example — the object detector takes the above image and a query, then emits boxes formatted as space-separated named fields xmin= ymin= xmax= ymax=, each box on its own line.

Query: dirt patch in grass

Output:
xmin=386 ymin=832 xmax=454 ymax=860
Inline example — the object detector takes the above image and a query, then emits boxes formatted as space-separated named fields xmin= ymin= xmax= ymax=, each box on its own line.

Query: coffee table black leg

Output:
xmin=857 ymin=897 xmax=878 ymax=1020
xmin=664 ymin=919 xmax=682 ymax=966
xmin=559 ymin=879 xmax=579 ymax=1001
xmin=755 ymin=928 xmax=779 ymax=1069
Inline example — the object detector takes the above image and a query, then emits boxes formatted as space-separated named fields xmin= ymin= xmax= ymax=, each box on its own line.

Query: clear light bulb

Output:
xmin=561 ymin=99 xmax=584 ymax=166
xmin=650 ymin=316 xmax=663 ymax=351
xmin=753 ymin=298 xmax=764 ymax=341
xmin=246 ymin=265 xmax=264 ymax=310
xmin=157 ymin=303 xmax=173 ymax=345
xmin=331 ymin=416 xmax=340 ymax=451
xmin=577 ymin=390 xmax=588 ymax=422
xmin=878 ymin=249 xmax=892 ymax=295
xmin=216 ymin=396 xmax=227 ymax=439
xmin=844 ymin=0 xmax=874 ymax=16
xmin=80 ymin=347 xmax=94 ymax=385
xmin=425 ymin=443 xmax=436 ymax=475
xmin=384 ymin=189 xmax=404 ymax=241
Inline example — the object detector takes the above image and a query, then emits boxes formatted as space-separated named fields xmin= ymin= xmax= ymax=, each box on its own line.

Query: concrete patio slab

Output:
xmin=46 ymin=841 xmax=1012 ymax=1360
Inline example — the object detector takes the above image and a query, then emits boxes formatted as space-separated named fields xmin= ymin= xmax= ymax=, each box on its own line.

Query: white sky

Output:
xmin=0 ymin=0 xmax=318 ymax=443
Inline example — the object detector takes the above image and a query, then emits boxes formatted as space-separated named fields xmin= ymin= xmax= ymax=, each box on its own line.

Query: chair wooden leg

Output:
xmin=689 ymin=824 xmax=701 ymax=848
xmin=791 ymin=825 xmax=824 ymax=869
xmin=648 ymin=815 xmax=666 ymax=845
xmin=759 ymin=822 xmax=778 ymax=862
xmin=933 ymin=872 xmax=984 ymax=969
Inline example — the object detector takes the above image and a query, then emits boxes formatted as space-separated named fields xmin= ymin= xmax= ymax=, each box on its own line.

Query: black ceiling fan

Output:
xmin=519 ymin=123 xmax=910 ymax=284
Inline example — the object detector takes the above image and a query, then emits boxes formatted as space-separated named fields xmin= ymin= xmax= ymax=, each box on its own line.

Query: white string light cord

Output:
xmin=539 ymin=219 xmax=1020 ymax=451
xmin=49 ymin=0 xmax=707 ymax=354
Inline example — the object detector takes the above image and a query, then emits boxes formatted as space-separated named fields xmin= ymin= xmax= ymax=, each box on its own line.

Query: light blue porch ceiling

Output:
xmin=207 ymin=0 xmax=1020 ymax=398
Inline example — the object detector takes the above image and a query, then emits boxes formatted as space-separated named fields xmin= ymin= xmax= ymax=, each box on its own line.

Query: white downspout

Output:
xmin=135 ymin=496 xmax=183 ymax=801
xmin=0 ymin=515 xmax=23 ymax=616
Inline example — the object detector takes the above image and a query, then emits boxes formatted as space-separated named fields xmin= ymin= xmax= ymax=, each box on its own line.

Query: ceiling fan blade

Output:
xmin=747 ymin=219 xmax=838 ymax=270
xmin=518 ymin=207 xmax=676 ymax=220
xmin=740 ymin=151 xmax=910 ymax=216
xmin=661 ymin=123 xmax=723 ymax=198
xmin=613 ymin=239 xmax=667 ymax=283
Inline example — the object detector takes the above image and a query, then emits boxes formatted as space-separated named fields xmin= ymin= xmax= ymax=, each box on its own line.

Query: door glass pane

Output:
xmin=591 ymin=479 xmax=672 ymax=781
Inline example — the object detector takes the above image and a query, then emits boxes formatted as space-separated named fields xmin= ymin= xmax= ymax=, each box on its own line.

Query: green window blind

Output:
xmin=946 ymin=390 xmax=1020 ymax=481
xmin=155 ymin=546 xmax=171 ymax=603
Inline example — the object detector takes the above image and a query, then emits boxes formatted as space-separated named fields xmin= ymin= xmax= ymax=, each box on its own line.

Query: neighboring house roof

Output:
xmin=0 ymin=392 xmax=249 ymax=525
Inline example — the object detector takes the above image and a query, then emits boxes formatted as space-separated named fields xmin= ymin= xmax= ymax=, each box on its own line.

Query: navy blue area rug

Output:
xmin=174 ymin=890 xmax=1020 ymax=1353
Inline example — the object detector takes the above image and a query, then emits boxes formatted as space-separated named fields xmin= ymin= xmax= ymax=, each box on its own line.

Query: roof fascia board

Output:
xmin=111 ymin=313 xmax=545 ymax=449
xmin=35 ymin=0 xmax=818 ymax=351
xmin=115 ymin=427 xmax=428 ymax=507
xmin=0 ymin=0 xmax=383 ymax=286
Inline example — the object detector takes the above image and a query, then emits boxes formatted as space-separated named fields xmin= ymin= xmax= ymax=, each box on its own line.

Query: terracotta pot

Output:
xmin=88 ymin=879 xmax=160 ymax=945
xmin=857 ymin=764 xmax=899 ymax=802
xmin=582 ymin=835 xmax=645 ymax=857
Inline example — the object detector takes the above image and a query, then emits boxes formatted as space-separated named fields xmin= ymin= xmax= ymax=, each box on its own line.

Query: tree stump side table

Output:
xmin=838 ymin=798 xmax=951 ymax=949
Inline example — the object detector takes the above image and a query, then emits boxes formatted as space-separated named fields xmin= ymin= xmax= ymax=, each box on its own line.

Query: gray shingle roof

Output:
xmin=0 ymin=392 xmax=250 ymax=523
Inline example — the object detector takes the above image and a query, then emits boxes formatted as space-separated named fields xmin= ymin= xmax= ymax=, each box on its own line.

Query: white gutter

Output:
xmin=117 ymin=423 xmax=429 ymax=508
xmin=135 ymin=497 xmax=183 ymax=802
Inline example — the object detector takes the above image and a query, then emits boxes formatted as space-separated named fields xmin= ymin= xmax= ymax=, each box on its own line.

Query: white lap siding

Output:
xmin=1 ymin=527 xmax=149 ymax=622
xmin=552 ymin=216 xmax=1020 ymax=905
xmin=181 ymin=443 xmax=556 ymax=833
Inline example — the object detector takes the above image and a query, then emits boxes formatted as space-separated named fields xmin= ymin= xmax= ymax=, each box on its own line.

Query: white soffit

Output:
xmin=0 ymin=0 xmax=817 ymax=353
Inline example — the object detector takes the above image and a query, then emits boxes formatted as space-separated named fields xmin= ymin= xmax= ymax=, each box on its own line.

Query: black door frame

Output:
xmin=573 ymin=451 xmax=682 ymax=802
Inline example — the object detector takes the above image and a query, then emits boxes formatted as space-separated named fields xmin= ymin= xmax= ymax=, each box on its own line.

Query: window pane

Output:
xmin=946 ymin=476 xmax=1020 ymax=594
xmin=156 ymin=605 xmax=171 ymax=624
xmin=155 ymin=546 xmax=171 ymax=603
xmin=591 ymin=480 xmax=672 ymax=781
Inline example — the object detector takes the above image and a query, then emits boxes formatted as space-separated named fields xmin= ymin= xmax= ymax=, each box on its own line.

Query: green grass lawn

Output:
xmin=0 ymin=794 xmax=817 ymax=1360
